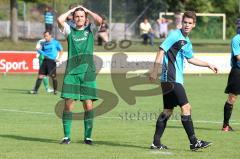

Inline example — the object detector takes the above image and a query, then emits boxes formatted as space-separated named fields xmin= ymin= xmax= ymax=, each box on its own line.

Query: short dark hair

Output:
xmin=73 ymin=7 xmax=87 ymax=18
xmin=43 ymin=31 xmax=51 ymax=35
xmin=183 ymin=11 xmax=196 ymax=23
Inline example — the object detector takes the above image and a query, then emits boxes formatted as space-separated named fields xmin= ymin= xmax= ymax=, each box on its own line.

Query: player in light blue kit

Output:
xmin=222 ymin=18 xmax=240 ymax=131
xmin=149 ymin=11 xmax=218 ymax=151
xmin=30 ymin=31 xmax=63 ymax=95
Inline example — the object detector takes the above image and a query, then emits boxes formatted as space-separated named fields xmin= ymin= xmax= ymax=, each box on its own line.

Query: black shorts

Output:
xmin=225 ymin=68 xmax=240 ymax=95
xmin=161 ymin=82 xmax=189 ymax=109
xmin=39 ymin=58 xmax=56 ymax=76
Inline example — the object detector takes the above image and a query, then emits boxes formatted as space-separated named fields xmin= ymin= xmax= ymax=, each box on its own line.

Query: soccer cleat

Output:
xmin=222 ymin=124 xmax=234 ymax=132
xmin=150 ymin=143 xmax=168 ymax=150
xmin=29 ymin=90 xmax=38 ymax=94
xmin=46 ymin=88 xmax=54 ymax=93
xmin=60 ymin=137 xmax=71 ymax=144
xmin=190 ymin=140 xmax=212 ymax=151
xmin=84 ymin=138 xmax=93 ymax=145
xmin=53 ymin=91 xmax=58 ymax=95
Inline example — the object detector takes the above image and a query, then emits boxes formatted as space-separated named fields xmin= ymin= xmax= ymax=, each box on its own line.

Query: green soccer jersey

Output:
xmin=66 ymin=24 xmax=96 ymax=74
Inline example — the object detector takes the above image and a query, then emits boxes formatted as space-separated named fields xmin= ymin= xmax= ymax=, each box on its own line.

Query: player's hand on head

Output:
xmin=76 ymin=5 xmax=83 ymax=10
xmin=71 ymin=5 xmax=82 ymax=12
xmin=77 ymin=5 xmax=83 ymax=9
xmin=79 ymin=6 xmax=89 ymax=13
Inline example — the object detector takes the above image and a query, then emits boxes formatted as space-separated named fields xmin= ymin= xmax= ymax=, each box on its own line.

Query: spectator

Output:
xmin=148 ymin=28 xmax=155 ymax=46
xmin=97 ymin=17 xmax=109 ymax=45
xmin=174 ymin=12 xmax=182 ymax=29
xmin=157 ymin=17 xmax=173 ymax=39
xmin=44 ymin=7 xmax=54 ymax=32
xmin=140 ymin=18 xmax=154 ymax=45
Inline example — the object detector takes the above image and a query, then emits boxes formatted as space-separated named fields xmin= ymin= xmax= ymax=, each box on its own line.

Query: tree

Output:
xmin=184 ymin=0 xmax=213 ymax=13
xmin=10 ymin=0 xmax=18 ymax=43
xmin=212 ymin=0 xmax=239 ymax=38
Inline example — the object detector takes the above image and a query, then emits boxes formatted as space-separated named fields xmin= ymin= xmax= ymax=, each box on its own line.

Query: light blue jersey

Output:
xmin=44 ymin=12 xmax=54 ymax=24
xmin=160 ymin=29 xmax=194 ymax=84
xmin=37 ymin=38 xmax=63 ymax=60
xmin=230 ymin=34 xmax=240 ymax=69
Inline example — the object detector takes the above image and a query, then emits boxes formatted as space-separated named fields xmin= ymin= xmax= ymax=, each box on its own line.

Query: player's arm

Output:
xmin=36 ymin=42 xmax=46 ymax=56
xmin=187 ymin=57 xmax=218 ymax=73
xmin=57 ymin=6 xmax=79 ymax=31
xmin=236 ymin=55 xmax=240 ymax=61
xmin=149 ymin=31 xmax=177 ymax=81
xmin=55 ymin=50 xmax=63 ymax=62
xmin=59 ymin=50 xmax=63 ymax=58
xmin=55 ymin=42 xmax=64 ymax=62
xmin=37 ymin=49 xmax=45 ymax=55
xmin=35 ymin=41 xmax=42 ymax=58
xmin=234 ymin=54 xmax=240 ymax=68
xmin=80 ymin=6 xmax=102 ymax=26
xmin=149 ymin=48 xmax=165 ymax=81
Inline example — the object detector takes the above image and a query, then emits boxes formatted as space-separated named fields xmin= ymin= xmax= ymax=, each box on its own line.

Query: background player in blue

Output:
xmin=149 ymin=11 xmax=218 ymax=151
xmin=222 ymin=18 xmax=240 ymax=132
xmin=30 ymin=31 xmax=63 ymax=94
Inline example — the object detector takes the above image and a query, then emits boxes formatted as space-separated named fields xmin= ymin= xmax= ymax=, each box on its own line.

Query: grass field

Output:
xmin=0 ymin=74 xmax=239 ymax=159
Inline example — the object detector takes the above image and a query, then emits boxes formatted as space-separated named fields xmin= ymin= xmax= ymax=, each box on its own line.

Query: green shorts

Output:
xmin=61 ymin=71 xmax=98 ymax=101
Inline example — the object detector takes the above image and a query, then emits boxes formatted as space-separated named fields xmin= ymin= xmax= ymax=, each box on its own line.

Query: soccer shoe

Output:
xmin=222 ymin=124 xmax=234 ymax=132
xmin=53 ymin=91 xmax=58 ymax=95
xmin=84 ymin=138 xmax=93 ymax=145
xmin=29 ymin=90 xmax=38 ymax=94
xmin=190 ymin=140 xmax=212 ymax=151
xmin=150 ymin=143 xmax=168 ymax=150
xmin=60 ymin=137 xmax=71 ymax=144
xmin=46 ymin=88 xmax=54 ymax=93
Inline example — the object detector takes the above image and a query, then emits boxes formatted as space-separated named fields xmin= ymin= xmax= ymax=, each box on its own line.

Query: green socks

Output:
xmin=42 ymin=76 xmax=49 ymax=91
xmin=62 ymin=110 xmax=94 ymax=140
xmin=84 ymin=110 xmax=94 ymax=139
xmin=62 ymin=112 xmax=73 ymax=138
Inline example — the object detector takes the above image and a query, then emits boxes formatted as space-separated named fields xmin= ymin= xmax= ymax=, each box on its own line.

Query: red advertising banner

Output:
xmin=0 ymin=51 xmax=39 ymax=73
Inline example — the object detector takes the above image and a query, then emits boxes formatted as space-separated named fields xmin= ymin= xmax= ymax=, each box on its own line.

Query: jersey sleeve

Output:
xmin=160 ymin=30 xmax=178 ymax=52
xmin=36 ymin=41 xmax=41 ymax=50
xmin=232 ymin=38 xmax=240 ymax=56
xmin=59 ymin=22 xmax=71 ymax=37
xmin=56 ymin=41 xmax=63 ymax=51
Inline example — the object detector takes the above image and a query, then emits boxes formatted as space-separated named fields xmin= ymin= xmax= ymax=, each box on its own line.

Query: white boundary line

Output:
xmin=0 ymin=108 xmax=54 ymax=116
xmin=149 ymin=151 xmax=173 ymax=155
xmin=0 ymin=108 xmax=239 ymax=125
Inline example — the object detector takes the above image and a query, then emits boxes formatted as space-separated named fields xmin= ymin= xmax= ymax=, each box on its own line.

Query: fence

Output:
xmin=0 ymin=0 xmax=150 ymax=41
xmin=0 ymin=20 xmax=135 ymax=40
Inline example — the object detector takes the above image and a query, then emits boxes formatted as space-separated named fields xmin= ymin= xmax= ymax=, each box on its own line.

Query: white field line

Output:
xmin=0 ymin=108 xmax=54 ymax=116
xmin=0 ymin=108 xmax=240 ymax=125
xmin=149 ymin=151 xmax=173 ymax=155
